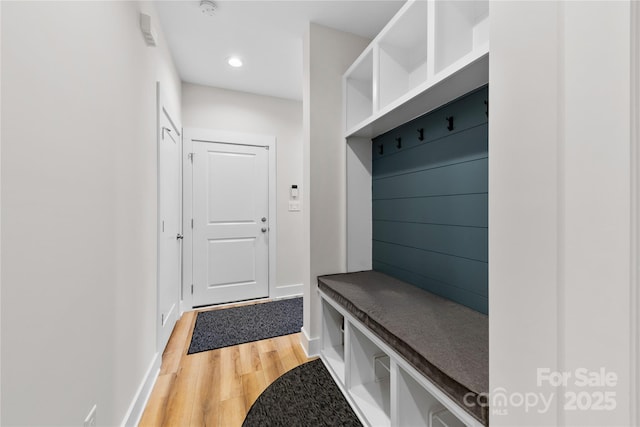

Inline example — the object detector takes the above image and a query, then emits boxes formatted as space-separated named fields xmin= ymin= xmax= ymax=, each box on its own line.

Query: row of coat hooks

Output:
xmin=376 ymin=98 xmax=488 ymax=155
xmin=378 ymin=116 xmax=455 ymax=155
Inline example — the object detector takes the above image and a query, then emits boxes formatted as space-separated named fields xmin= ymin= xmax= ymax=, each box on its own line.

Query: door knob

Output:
xmin=261 ymin=217 xmax=267 ymax=222
xmin=261 ymin=227 xmax=267 ymax=233
xmin=176 ymin=233 xmax=184 ymax=240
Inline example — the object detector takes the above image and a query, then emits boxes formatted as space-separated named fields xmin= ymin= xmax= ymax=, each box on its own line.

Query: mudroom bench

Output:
xmin=318 ymin=271 xmax=488 ymax=426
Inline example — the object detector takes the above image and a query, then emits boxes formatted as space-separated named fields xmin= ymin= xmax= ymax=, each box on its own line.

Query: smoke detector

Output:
xmin=200 ymin=0 xmax=217 ymax=16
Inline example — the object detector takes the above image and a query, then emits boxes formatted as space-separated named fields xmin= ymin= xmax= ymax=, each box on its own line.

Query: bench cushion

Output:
xmin=318 ymin=270 xmax=488 ymax=425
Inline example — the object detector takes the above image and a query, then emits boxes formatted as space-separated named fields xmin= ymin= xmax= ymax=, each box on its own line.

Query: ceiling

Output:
xmin=155 ymin=0 xmax=405 ymax=101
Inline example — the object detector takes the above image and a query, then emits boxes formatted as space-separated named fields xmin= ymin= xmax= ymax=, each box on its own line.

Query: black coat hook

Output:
xmin=379 ymin=144 xmax=384 ymax=155
xmin=417 ymin=128 xmax=424 ymax=141
xmin=446 ymin=116 xmax=454 ymax=131
xmin=484 ymin=100 xmax=488 ymax=117
xmin=396 ymin=137 xmax=402 ymax=149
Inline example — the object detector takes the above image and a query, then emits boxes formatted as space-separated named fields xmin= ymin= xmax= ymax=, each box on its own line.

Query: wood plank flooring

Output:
xmin=139 ymin=301 xmax=314 ymax=427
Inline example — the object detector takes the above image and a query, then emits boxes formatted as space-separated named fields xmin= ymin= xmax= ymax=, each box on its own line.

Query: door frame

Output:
xmin=156 ymin=82 xmax=182 ymax=353
xmin=632 ymin=1 xmax=640 ymax=423
xmin=182 ymin=128 xmax=276 ymax=311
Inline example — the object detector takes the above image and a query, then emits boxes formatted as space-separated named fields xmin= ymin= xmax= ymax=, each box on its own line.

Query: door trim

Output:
xmin=156 ymin=82 xmax=182 ymax=353
xmin=631 ymin=1 xmax=640 ymax=423
xmin=182 ymin=128 xmax=277 ymax=309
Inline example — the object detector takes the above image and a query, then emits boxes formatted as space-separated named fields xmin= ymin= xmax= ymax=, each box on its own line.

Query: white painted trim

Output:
xmin=0 ymin=3 xmax=3 ymax=421
xmin=182 ymin=128 xmax=277 ymax=307
xmin=181 ymin=127 xmax=194 ymax=311
xmin=120 ymin=352 xmax=161 ymax=427
xmin=271 ymin=283 xmax=303 ymax=299
xmin=156 ymin=82 xmax=182 ymax=354
xmin=631 ymin=1 xmax=640 ymax=424
xmin=156 ymin=81 xmax=162 ymax=351
xmin=300 ymin=325 xmax=320 ymax=357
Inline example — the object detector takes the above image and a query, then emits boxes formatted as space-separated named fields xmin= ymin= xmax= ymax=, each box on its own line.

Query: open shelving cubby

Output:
xmin=345 ymin=49 xmax=374 ymax=132
xmin=395 ymin=366 xmax=466 ymax=427
xmin=377 ymin=0 xmax=429 ymax=111
xmin=343 ymin=0 xmax=489 ymax=139
xmin=433 ymin=0 xmax=489 ymax=75
xmin=348 ymin=324 xmax=391 ymax=427
xmin=321 ymin=298 xmax=346 ymax=384
xmin=319 ymin=287 xmax=484 ymax=426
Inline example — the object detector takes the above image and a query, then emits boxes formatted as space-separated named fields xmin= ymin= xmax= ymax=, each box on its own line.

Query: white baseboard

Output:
xmin=300 ymin=326 xmax=320 ymax=357
xmin=271 ymin=283 xmax=303 ymax=299
xmin=180 ymin=298 xmax=190 ymax=315
xmin=120 ymin=352 xmax=161 ymax=427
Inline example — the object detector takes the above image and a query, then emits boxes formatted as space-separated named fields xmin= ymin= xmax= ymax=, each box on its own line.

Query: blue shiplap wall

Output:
xmin=372 ymin=86 xmax=488 ymax=314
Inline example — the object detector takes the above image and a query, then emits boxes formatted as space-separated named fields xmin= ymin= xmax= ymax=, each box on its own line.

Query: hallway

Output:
xmin=139 ymin=302 xmax=313 ymax=426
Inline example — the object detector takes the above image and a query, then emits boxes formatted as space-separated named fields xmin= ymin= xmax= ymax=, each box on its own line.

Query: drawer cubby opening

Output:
xmin=434 ymin=0 xmax=489 ymax=74
xmin=321 ymin=299 xmax=345 ymax=383
xmin=378 ymin=0 xmax=429 ymax=110
xmin=348 ymin=325 xmax=391 ymax=426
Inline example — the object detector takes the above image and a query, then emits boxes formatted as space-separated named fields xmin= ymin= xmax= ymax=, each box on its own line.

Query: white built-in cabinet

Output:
xmin=344 ymin=0 xmax=489 ymax=138
xmin=337 ymin=1 xmax=490 ymax=425
xmin=344 ymin=0 xmax=489 ymax=271
xmin=320 ymin=292 xmax=481 ymax=427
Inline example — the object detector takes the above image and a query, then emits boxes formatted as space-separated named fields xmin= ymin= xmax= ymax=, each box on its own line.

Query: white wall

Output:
xmin=1 ymin=1 xmax=181 ymax=425
xmin=181 ymin=83 xmax=304 ymax=296
xmin=490 ymin=1 xmax=635 ymax=425
xmin=302 ymin=23 xmax=370 ymax=355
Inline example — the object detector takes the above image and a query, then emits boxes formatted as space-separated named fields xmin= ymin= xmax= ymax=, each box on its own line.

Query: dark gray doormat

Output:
xmin=243 ymin=359 xmax=362 ymax=427
xmin=187 ymin=297 xmax=303 ymax=354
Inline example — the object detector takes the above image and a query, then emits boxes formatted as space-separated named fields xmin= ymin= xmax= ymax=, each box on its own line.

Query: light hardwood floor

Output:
xmin=139 ymin=301 xmax=314 ymax=427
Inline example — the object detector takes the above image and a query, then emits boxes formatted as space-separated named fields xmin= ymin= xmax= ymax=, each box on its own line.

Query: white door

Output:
xmin=193 ymin=141 xmax=270 ymax=306
xmin=157 ymin=95 xmax=181 ymax=352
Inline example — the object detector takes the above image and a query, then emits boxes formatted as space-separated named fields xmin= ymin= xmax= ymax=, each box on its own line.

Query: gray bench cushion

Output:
xmin=318 ymin=270 xmax=488 ymax=425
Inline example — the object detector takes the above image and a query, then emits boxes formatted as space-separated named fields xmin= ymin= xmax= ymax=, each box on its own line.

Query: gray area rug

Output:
xmin=243 ymin=359 xmax=362 ymax=427
xmin=187 ymin=297 xmax=302 ymax=354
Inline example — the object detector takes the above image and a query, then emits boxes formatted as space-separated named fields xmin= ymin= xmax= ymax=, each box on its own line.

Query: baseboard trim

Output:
xmin=180 ymin=298 xmax=189 ymax=316
xmin=300 ymin=326 xmax=320 ymax=357
xmin=271 ymin=283 xmax=303 ymax=299
xmin=120 ymin=352 xmax=160 ymax=427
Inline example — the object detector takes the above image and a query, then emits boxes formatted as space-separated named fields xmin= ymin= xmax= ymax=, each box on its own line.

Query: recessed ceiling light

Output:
xmin=227 ymin=56 xmax=243 ymax=68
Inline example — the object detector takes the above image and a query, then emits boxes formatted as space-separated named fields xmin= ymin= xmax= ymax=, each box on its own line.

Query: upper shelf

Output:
xmin=344 ymin=0 xmax=489 ymax=139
